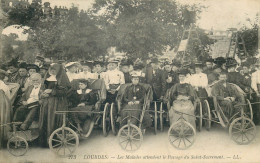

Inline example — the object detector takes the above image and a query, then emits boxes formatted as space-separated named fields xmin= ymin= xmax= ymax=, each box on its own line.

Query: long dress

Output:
xmin=168 ymin=83 xmax=197 ymax=128
xmin=38 ymin=64 xmax=71 ymax=147
xmin=0 ymin=90 xmax=11 ymax=149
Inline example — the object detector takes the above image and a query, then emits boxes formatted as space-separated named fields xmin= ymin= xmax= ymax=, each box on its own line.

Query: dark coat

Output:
xmin=146 ymin=69 xmax=167 ymax=99
xmin=123 ymin=72 xmax=132 ymax=83
xmin=227 ymin=72 xmax=249 ymax=91
xmin=211 ymin=82 xmax=244 ymax=102
xmin=164 ymin=70 xmax=179 ymax=90
xmin=122 ymin=84 xmax=146 ymax=105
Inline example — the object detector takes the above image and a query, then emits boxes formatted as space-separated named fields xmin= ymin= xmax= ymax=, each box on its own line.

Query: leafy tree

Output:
xmin=239 ymin=16 xmax=258 ymax=57
xmin=90 ymin=0 xmax=208 ymax=60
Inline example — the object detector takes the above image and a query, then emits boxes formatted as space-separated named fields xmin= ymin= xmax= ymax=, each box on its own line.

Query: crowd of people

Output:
xmin=0 ymin=54 xmax=260 ymax=149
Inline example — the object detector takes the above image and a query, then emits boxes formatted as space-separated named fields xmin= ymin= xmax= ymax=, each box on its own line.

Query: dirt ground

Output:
xmin=0 ymin=123 xmax=260 ymax=163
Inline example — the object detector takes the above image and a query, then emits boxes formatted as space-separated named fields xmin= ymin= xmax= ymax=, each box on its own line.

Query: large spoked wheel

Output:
xmin=246 ymin=99 xmax=253 ymax=120
xmin=7 ymin=136 xmax=28 ymax=156
xmin=154 ymin=102 xmax=158 ymax=135
xmin=195 ymin=102 xmax=203 ymax=132
xmin=229 ymin=117 xmax=256 ymax=145
xmin=203 ymin=100 xmax=211 ymax=130
xmin=49 ymin=127 xmax=79 ymax=157
xmin=103 ymin=103 xmax=110 ymax=137
xmin=118 ymin=123 xmax=143 ymax=152
xmin=159 ymin=102 xmax=164 ymax=132
xmin=168 ymin=120 xmax=196 ymax=150
xmin=110 ymin=103 xmax=118 ymax=136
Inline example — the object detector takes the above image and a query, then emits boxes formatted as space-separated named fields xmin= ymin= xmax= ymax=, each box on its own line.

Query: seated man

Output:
xmin=212 ymin=72 xmax=245 ymax=120
xmin=120 ymin=73 xmax=152 ymax=128
xmin=13 ymin=73 xmax=44 ymax=130
xmin=70 ymin=79 xmax=99 ymax=132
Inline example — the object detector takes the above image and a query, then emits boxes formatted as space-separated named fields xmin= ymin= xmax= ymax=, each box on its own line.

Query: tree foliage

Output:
xmin=3 ymin=0 xmax=213 ymax=62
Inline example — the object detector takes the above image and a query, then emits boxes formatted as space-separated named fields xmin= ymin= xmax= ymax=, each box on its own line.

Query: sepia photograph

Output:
xmin=0 ymin=0 xmax=260 ymax=162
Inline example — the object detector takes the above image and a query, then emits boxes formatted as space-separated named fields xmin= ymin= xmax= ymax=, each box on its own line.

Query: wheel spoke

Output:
xmin=243 ymin=133 xmax=250 ymax=142
xmin=56 ymin=133 xmax=63 ymax=140
xmin=132 ymin=132 xmax=140 ymax=138
xmin=52 ymin=143 xmax=62 ymax=148
xmin=56 ymin=145 xmax=62 ymax=153
xmin=131 ymin=137 xmax=141 ymax=141
xmin=241 ymin=133 xmax=244 ymax=142
xmin=232 ymin=126 xmax=241 ymax=131
xmin=66 ymin=142 xmax=76 ymax=146
xmin=184 ymin=137 xmax=192 ymax=144
xmin=244 ymin=127 xmax=254 ymax=131
xmin=63 ymin=146 xmax=65 ymax=156
xmin=125 ymin=141 xmax=129 ymax=149
xmin=177 ymin=138 xmax=182 ymax=147
xmin=169 ymin=133 xmax=179 ymax=137
xmin=67 ymin=136 xmax=76 ymax=142
xmin=52 ymin=139 xmax=62 ymax=143
xmin=234 ymin=134 xmax=242 ymax=141
xmin=170 ymin=137 xmax=180 ymax=143
xmin=130 ymin=141 xmax=133 ymax=151
xmin=182 ymin=138 xmax=187 ymax=147
xmin=232 ymin=130 xmax=242 ymax=135
xmin=119 ymin=139 xmax=128 ymax=144
xmin=66 ymin=146 xmax=73 ymax=154
xmin=122 ymin=130 xmax=128 ymax=136
xmin=119 ymin=135 xmax=128 ymax=139
xmin=131 ymin=141 xmax=139 ymax=149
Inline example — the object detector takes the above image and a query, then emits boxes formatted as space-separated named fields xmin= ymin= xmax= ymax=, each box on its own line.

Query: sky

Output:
xmin=38 ymin=0 xmax=260 ymax=31
xmin=3 ymin=0 xmax=260 ymax=39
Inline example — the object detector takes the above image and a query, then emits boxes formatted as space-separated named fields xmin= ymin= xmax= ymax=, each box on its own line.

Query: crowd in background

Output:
xmin=0 ymin=54 xmax=260 ymax=148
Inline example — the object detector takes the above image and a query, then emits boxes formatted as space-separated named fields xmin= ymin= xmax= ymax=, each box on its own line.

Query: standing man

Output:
xmin=34 ymin=55 xmax=45 ymax=68
xmin=120 ymin=59 xmax=132 ymax=83
xmin=103 ymin=59 xmax=125 ymax=103
xmin=163 ymin=61 xmax=178 ymax=90
xmin=92 ymin=60 xmax=105 ymax=80
xmin=203 ymin=58 xmax=214 ymax=74
xmin=226 ymin=58 xmax=249 ymax=92
xmin=146 ymin=58 xmax=166 ymax=100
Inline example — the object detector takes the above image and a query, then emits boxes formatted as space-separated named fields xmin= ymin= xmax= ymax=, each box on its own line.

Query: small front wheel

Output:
xmin=7 ymin=136 xmax=28 ymax=156
xmin=118 ymin=124 xmax=143 ymax=152
xmin=229 ymin=117 xmax=256 ymax=145
xmin=49 ymin=127 xmax=79 ymax=157
xmin=168 ymin=120 xmax=196 ymax=150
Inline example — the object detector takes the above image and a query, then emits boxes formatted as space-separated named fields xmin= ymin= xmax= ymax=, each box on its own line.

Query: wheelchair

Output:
xmin=166 ymin=97 xmax=200 ymax=150
xmin=48 ymin=79 xmax=110 ymax=157
xmin=110 ymin=83 xmax=155 ymax=151
xmin=211 ymin=84 xmax=255 ymax=145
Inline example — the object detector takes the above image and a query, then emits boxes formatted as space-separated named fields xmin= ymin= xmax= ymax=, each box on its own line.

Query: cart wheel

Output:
xmin=195 ymin=102 xmax=203 ymax=132
xmin=229 ymin=117 xmax=256 ymax=145
xmin=203 ymin=100 xmax=211 ymax=130
xmin=246 ymin=99 xmax=253 ymax=120
xmin=159 ymin=102 xmax=164 ymax=132
xmin=49 ymin=127 xmax=79 ymax=157
xmin=103 ymin=103 xmax=110 ymax=137
xmin=168 ymin=120 xmax=196 ymax=150
xmin=7 ymin=136 xmax=28 ymax=156
xmin=118 ymin=123 xmax=143 ymax=152
xmin=110 ymin=103 xmax=118 ymax=136
xmin=154 ymin=102 xmax=158 ymax=135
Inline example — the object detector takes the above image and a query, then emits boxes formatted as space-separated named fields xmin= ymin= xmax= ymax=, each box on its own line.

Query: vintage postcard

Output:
xmin=0 ymin=0 xmax=259 ymax=162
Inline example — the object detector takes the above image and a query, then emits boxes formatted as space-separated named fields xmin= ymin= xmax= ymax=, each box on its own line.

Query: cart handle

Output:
xmin=55 ymin=111 xmax=103 ymax=114
xmin=0 ymin=122 xmax=23 ymax=127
